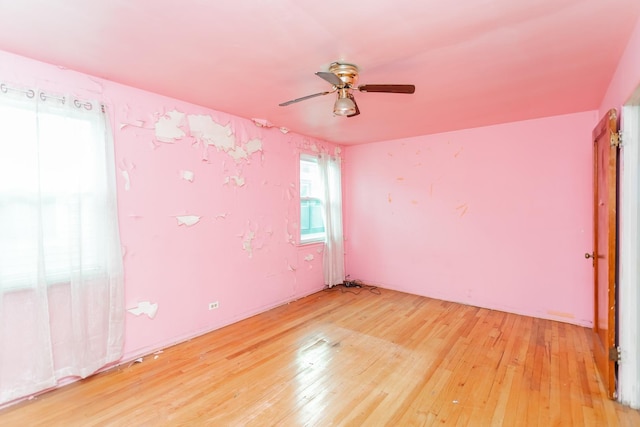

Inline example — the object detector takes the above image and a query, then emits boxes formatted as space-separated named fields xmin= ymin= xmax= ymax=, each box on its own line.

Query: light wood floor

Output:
xmin=1 ymin=287 xmax=639 ymax=426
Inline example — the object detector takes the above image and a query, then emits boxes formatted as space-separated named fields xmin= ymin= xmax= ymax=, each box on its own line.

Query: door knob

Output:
xmin=585 ymin=252 xmax=595 ymax=259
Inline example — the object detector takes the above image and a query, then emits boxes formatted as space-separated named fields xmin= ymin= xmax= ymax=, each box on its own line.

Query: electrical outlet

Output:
xmin=208 ymin=301 xmax=219 ymax=310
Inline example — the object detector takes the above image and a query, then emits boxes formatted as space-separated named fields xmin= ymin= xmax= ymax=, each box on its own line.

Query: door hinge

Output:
xmin=609 ymin=346 xmax=621 ymax=362
xmin=611 ymin=131 xmax=621 ymax=148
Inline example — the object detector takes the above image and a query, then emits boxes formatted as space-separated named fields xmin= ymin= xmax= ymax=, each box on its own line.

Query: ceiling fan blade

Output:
xmin=358 ymin=84 xmax=415 ymax=94
xmin=315 ymin=71 xmax=343 ymax=86
xmin=347 ymin=94 xmax=360 ymax=118
xmin=279 ymin=91 xmax=331 ymax=106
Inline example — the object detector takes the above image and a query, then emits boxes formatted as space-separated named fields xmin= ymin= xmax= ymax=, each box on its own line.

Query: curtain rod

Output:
xmin=0 ymin=82 xmax=105 ymax=113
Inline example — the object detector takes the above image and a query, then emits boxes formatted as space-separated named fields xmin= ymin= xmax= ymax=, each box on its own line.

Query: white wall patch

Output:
xmin=127 ymin=301 xmax=158 ymax=319
xmin=121 ymin=170 xmax=131 ymax=191
xmin=155 ymin=110 xmax=186 ymax=143
xmin=187 ymin=114 xmax=235 ymax=152
xmin=224 ymin=175 xmax=245 ymax=187
xmin=176 ymin=215 xmax=201 ymax=227
xmin=181 ymin=170 xmax=195 ymax=182
xmin=242 ymin=230 xmax=256 ymax=258
xmin=120 ymin=119 xmax=147 ymax=130
xmin=245 ymin=138 xmax=263 ymax=155
xmin=227 ymin=145 xmax=248 ymax=162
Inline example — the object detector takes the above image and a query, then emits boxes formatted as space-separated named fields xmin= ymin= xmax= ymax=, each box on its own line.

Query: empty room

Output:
xmin=1 ymin=1 xmax=640 ymax=425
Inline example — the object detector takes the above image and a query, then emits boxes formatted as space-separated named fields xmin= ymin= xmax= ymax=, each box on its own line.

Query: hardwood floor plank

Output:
xmin=1 ymin=288 xmax=639 ymax=426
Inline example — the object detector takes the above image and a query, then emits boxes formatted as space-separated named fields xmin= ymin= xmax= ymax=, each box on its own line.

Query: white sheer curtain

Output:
xmin=0 ymin=87 xmax=124 ymax=405
xmin=318 ymin=153 xmax=345 ymax=287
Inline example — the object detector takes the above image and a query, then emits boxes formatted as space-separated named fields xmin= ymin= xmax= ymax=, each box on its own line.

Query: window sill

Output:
xmin=299 ymin=237 xmax=325 ymax=246
xmin=1 ymin=269 xmax=105 ymax=294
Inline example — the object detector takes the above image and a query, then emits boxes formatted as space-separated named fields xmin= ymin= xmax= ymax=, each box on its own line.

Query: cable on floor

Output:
xmin=323 ymin=279 xmax=381 ymax=295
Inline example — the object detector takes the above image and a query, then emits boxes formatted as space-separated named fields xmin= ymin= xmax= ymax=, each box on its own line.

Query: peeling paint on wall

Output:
xmin=251 ymin=118 xmax=288 ymax=134
xmin=285 ymin=219 xmax=297 ymax=245
xmin=184 ymin=113 xmax=264 ymax=165
xmin=239 ymin=221 xmax=266 ymax=259
xmin=187 ymin=114 xmax=235 ymax=151
xmin=456 ymin=203 xmax=468 ymax=217
xmin=296 ymin=139 xmax=337 ymax=156
xmin=245 ymin=138 xmax=263 ymax=155
xmin=176 ymin=215 xmax=201 ymax=227
xmin=242 ymin=230 xmax=256 ymax=258
xmin=227 ymin=145 xmax=248 ymax=162
xmin=127 ymin=301 xmax=158 ymax=319
xmin=286 ymin=186 xmax=296 ymax=201
xmin=224 ymin=175 xmax=246 ymax=187
xmin=121 ymin=170 xmax=131 ymax=191
xmin=118 ymin=159 xmax=135 ymax=191
xmin=119 ymin=119 xmax=147 ymax=130
xmin=251 ymin=118 xmax=273 ymax=128
xmin=304 ymin=254 xmax=314 ymax=261
xmin=180 ymin=170 xmax=195 ymax=182
xmin=86 ymin=77 xmax=105 ymax=94
xmin=155 ymin=110 xmax=186 ymax=143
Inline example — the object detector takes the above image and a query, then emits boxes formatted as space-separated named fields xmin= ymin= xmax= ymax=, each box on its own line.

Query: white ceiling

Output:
xmin=0 ymin=0 xmax=638 ymax=145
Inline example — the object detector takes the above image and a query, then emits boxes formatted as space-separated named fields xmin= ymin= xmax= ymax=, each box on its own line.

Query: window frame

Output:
xmin=299 ymin=153 xmax=325 ymax=245
xmin=0 ymin=96 xmax=111 ymax=291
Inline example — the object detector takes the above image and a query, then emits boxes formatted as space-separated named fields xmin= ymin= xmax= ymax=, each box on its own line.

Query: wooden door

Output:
xmin=590 ymin=108 xmax=619 ymax=399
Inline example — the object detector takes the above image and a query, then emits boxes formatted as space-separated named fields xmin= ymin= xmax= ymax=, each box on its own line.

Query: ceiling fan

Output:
xmin=279 ymin=62 xmax=415 ymax=117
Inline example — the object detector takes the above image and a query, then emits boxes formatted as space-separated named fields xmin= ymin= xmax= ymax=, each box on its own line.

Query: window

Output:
xmin=0 ymin=96 xmax=110 ymax=290
xmin=300 ymin=152 xmax=345 ymax=286
xmin=300 ymin=154 xmax=325 ymax=243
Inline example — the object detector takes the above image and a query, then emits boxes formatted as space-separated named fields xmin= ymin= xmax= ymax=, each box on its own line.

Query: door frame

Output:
xmin=619 ymin=87 xmax=640 ymax=407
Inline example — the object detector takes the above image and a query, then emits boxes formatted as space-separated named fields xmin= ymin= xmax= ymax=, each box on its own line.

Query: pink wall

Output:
xmin=599 ymin=15 xmax=640 ymax=114
xmin=344 ymin=111 xmax=598 ymax=326
xmin=0 ymin=50 xmax=335 ymax=362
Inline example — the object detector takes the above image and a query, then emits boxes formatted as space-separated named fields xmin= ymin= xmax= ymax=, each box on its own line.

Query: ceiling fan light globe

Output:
xmin=333 ymin=97 xmax=357 ymax=116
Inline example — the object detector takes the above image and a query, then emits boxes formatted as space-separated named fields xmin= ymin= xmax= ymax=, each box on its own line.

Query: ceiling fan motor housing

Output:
xmin=329 ymin=62 xmax=359 ymax=88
